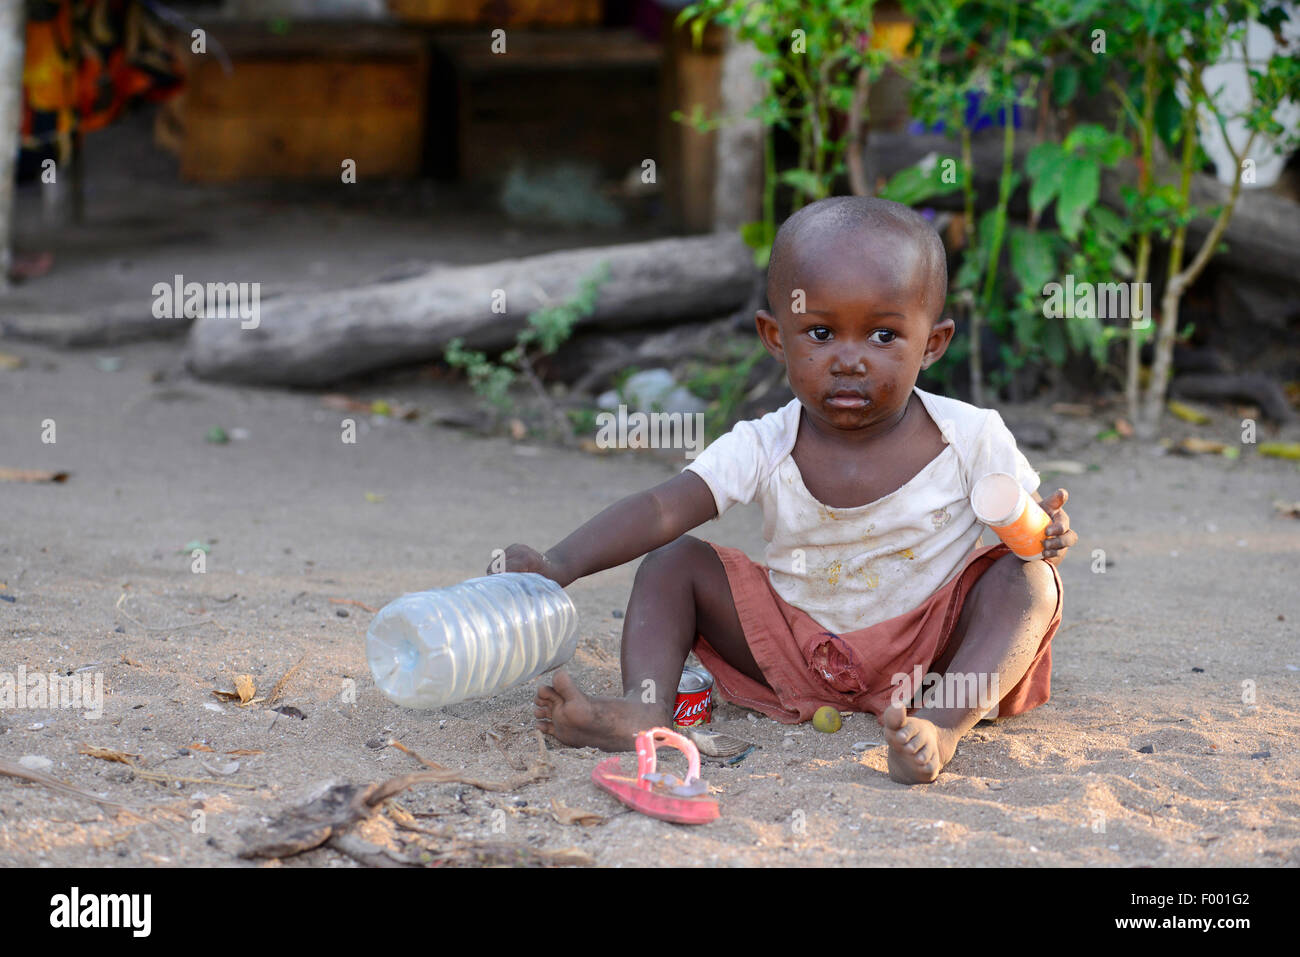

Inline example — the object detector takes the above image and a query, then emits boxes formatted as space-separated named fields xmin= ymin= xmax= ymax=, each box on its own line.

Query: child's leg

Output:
xmin=883 ymin=553 xmax=1058 ymax=784
xmin=534 ymin=535 xmax=765 ymax=751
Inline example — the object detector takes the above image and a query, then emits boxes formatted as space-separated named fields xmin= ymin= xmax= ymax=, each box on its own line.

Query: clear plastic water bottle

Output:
xmin=367 ymin=572 xmax=579 ymax=710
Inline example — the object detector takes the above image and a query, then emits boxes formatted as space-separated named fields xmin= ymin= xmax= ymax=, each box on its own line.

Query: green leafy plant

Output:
xmin=896 ymin=0 xmax=1072 ymax=402
xmin=444 ymin=338 xmax=517 ymax=412
xmin=565 ymin=406 xmax=600 ymax=436
xmin=1011 ymin=123 xmax=1135 ymax=372
xmin=887 ymin=0 xmax=1299 ymax=424
xmin=444 ymin=262 xmax=611 ymax=434
xmin=676 ymin=0 xmax=1300 ymax=433
xmin=1100 ymin=0 xmax=1300 ymax=435
xmin=676 ymin=0 xmax=889 ymax=267
xmin=683 ymin=339 xmax=773 ymax=439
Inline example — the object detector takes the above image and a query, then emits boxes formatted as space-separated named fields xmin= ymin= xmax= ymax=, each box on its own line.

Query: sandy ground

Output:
xmin=1 ymin=332 xmax=1298 ymax=868
xmin=2 ymin=110 xmax=1298 ymax=867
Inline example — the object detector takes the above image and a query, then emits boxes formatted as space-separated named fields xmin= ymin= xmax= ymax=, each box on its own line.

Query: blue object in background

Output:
xmin=908 ymin=90 xmax=1023 ymax=134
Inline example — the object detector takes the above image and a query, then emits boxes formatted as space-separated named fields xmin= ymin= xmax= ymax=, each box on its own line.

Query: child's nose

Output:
xmin=828 ymin=346 xmax=870 ymax=376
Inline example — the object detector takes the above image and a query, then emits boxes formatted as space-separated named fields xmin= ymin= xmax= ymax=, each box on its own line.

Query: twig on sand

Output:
xmin=386 ymin=730 xmax=551 ymax=792
xmin=0 ymin=756 xmax=145 ymax=810
xmin=326 ymin=825 xmax=593 ymax=868
xmin=386 ymin=801 xmax=450 ymax=836
xmin=264 ymin=654 xmax=307 ymax=708
xmin=79 ymin=745 xmax=259 ymax=790
xmin=327 ymin=831 xmax=416 ymax=867
xmin=420 ymin=840 xmax=594 ymax=868
xmin=0 ymin=756 xmax=186 ymax=835
xmin=239 ymin=732 xmax=585 ymax=866
xmin=485 ymin=729 xmax=528 ymax=771
xmin=114 ymin=592 xmax=216 ymax=633
xmin=329 ymin=598 xmax=378 ymax=614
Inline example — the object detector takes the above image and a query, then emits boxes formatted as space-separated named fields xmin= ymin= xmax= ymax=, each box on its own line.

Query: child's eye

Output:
xmin=871 ymin=329 xmax=897 ymax=344
xmin=808 ymin=327 xmax=832 ymax=342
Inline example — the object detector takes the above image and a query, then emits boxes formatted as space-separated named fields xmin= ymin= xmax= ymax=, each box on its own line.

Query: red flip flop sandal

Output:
xmin=591 ymin=727 xmax=720 ymax=825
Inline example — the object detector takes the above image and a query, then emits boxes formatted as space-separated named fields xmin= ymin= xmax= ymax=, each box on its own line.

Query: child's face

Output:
xmin=756 ymin=230 xmax=954 ymax=436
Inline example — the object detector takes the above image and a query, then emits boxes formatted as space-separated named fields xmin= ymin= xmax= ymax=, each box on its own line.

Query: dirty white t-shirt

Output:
xmin=683 ymin=386 xmax=1040 ymax=635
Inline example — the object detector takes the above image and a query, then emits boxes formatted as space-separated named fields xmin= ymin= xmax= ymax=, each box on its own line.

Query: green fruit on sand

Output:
xmin=812 ymin=705 xmax=842 ymax=733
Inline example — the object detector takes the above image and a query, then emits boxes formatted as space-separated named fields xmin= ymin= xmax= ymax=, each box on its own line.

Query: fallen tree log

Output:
xmin=1169 ymin=372 xmax=1296 ymax=424
xmin=0 ymin=304 xmax=191 ymax=347
xmin=184 ymin=233 xmax=754 ymax=387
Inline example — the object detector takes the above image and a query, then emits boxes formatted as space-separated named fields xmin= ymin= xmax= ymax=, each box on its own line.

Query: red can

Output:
xmin=673 ymin=664 xmax=714 ymax=726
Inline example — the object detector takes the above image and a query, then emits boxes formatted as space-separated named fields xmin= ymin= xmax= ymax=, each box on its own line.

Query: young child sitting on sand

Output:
xmin=494 ymin=196 xmax=1077 ymax=784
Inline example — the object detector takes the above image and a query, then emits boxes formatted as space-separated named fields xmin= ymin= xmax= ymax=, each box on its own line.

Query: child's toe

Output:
xmin=896 ymin=723 xmax=921 ymax=747
xmin=881 ymin=703 xmax=907 ymax=732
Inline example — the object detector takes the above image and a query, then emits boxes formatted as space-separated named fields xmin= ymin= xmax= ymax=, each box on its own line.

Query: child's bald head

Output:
xmin=766 ymin=197 xmax=948 ymax=327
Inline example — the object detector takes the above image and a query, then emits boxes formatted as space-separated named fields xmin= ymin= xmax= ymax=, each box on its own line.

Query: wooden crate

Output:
xmin=388 ymin=0 xmax=602 ymax=26
xmin=168 ymin=25 xmax=428 ymax=182
xmin=434 ymin=29 xmax=661 ymax=182
xmin=661 ymin=22 xmax=725 ymax=232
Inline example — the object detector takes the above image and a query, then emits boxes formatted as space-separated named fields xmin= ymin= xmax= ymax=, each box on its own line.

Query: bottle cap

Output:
xmin=970 ymin=472 xmax=1025 ymax=527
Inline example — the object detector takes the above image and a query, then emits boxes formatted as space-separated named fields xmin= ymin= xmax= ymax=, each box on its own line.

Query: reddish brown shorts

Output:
xmin=692 ymin=541 xmax=1062 ymax=724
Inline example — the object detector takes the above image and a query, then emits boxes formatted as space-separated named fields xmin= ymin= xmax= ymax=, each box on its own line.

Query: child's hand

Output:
xmin=1040 ymin=488 xmax=1077 ymax=566
xmin=488 ymin=544 xmax=572 ymax=586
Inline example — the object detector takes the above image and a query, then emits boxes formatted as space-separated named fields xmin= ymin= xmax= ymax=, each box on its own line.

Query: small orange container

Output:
xmin=970 ymin=473 xmax=1051 ymax=560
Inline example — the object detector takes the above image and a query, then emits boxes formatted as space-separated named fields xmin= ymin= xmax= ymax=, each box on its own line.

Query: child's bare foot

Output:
xmin=881 ymin=703 xmax=960 ymax=784
xmin=533 ymin=670 xmax=669 ymax=752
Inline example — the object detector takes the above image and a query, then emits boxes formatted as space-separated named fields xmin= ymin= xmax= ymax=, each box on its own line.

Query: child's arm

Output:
xmin=491 ymin=472 xmax=719 ymax=587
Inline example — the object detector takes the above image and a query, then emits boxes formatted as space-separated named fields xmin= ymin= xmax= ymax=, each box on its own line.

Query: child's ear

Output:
xmin=922 ymin=317 xmax=956 ymax=368
xmin=755 ymin=309 xmax=786 ymax=362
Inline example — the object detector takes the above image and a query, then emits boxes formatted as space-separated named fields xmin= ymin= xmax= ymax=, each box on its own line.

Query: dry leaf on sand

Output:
xmin=550 ymin=799 xmax=605 ymax=827
xmin=213 ymin=674 xmax=257 ymax=704
xmin=1179 ymin=437 xmax=1228 ymax=455
xmin=1168 ymin=400 xmax=1212 ymax=425
xmin=0 ymin=468 xmax=69 ymax=483
xmin=79 ymin=745 xmax=142 ymax=764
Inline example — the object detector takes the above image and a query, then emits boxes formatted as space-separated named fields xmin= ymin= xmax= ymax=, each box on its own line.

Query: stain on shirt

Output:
xmin=683 ymin=387 xmax=1041 ymax=633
